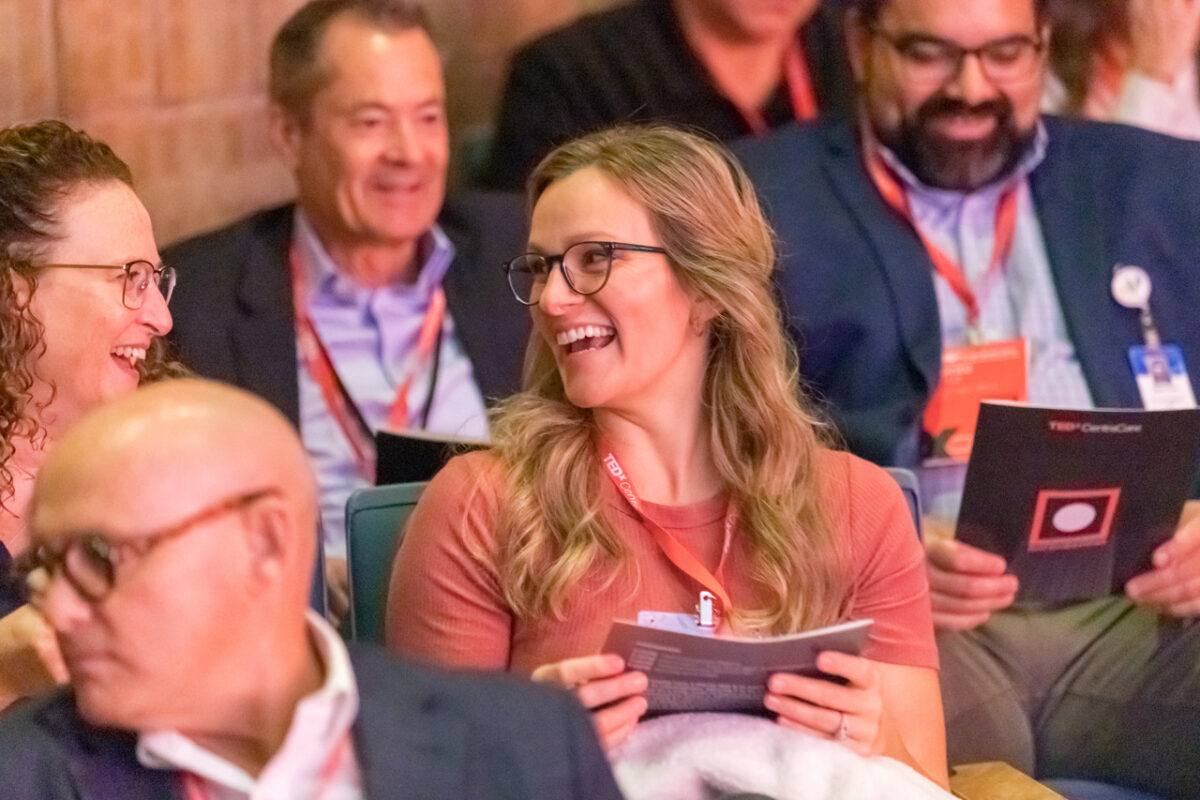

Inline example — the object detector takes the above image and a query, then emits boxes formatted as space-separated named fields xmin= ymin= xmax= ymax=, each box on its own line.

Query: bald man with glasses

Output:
xmin=0 ymin=379 xmax=621 ymax=800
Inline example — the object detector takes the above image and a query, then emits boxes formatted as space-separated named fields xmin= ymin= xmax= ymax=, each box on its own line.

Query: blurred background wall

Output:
xmin=1 ymin=0 xmax=617 ymax=246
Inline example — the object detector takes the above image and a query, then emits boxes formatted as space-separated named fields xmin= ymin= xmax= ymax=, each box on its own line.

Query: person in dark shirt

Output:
xmin=480 ymin=0 xmax=855 ymax=190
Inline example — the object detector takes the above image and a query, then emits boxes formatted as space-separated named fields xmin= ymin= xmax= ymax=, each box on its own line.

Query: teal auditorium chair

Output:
xmin=885 ymin=467 xmax=922 ymax=537
xmin=344 ymin=481 xmax=426 ymax=643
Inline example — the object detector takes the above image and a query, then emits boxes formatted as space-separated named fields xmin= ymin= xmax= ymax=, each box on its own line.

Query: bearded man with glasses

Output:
xmin=734 ymin=0 xmax=1200 ymax=795
xmin=0 ymin=379 xmax=621 ymax=800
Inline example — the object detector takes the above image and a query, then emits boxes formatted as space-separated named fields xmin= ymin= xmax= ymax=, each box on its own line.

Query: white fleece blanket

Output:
xmin=611 ymin=713 xmax=954 ymax=800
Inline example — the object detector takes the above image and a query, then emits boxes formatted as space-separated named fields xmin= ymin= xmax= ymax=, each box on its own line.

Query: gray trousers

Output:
xmin=938 ymin=597 xmax=1200 ymax=799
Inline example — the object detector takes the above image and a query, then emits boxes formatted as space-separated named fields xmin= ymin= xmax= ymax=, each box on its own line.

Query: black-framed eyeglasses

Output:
xmin=18 ymin=488 xmax=278 ymax=604
xmin=502 ymin=241 xmax=667 ymax=306
xmin=867 ymin=25 xmax=1045 ymax=86
xmin=41 ymin=260 xmax=177 ymax=309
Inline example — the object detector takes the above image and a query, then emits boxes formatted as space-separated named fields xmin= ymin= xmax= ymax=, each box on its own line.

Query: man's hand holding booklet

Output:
xmin=955 ymin=402 xmax=1200 ymax=604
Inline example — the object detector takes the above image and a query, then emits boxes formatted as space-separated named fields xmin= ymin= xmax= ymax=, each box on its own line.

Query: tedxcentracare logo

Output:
xmin=1027 ymin=488 xmax=1121 ymax=552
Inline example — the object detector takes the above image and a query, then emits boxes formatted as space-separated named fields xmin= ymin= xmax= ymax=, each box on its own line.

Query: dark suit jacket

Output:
xmin=734 ymin=116 xmax=1200 ymax=472
xmin=163 ymin=194 xmax=532 ymax=426
xmin=481 ymin=0 xmax=854 ymax=190
xmin=0 ymin=647 xmax=624 ymax=800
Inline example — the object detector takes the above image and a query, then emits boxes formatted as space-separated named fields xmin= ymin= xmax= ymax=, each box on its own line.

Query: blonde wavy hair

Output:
xmin=488 ymin=125 xmax=850 ymax=636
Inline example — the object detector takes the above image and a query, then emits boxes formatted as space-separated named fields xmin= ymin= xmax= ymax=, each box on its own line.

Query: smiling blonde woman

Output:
xmin=387 ymin=125 xmax=948 ymax=786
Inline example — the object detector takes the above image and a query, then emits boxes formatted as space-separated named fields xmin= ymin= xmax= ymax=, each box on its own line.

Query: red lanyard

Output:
xmin=599 ymin=443 xmax=735 ymax=617
xmin=181 ymin=732 xmax=353 ymax=800
xmin=288 ymin=243 xmax=445 ymax=481
xmin=735 ymin=39 xmax=817 ymax=135
xmin=864 ymin=142 xmax=1020 ymax=332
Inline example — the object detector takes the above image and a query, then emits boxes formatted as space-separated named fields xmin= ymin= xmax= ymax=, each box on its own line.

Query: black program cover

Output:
xmin=955 ymin=403 xmax=1200 ymax=604
xmin=374 ymin=430 xmax=486 ymax=485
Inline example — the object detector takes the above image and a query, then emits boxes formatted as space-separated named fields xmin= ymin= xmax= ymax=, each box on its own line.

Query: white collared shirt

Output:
xmin=136 ymin=612 xmax=363 ymax=800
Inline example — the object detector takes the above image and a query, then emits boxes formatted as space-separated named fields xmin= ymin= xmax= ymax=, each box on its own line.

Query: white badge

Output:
xmin=637 ymin=610 xmax=717 ymax=637
xmin=1111 ymin=265 xmax=1152 ymax=309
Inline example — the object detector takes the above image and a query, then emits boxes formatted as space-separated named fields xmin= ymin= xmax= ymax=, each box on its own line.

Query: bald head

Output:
xmin=34 ymin=378 xmax=317 ymax=570
xmin=38 ymin=381 xmax=314 ymax=525
xmin=30 ymin=379 xmax=321 ymax=733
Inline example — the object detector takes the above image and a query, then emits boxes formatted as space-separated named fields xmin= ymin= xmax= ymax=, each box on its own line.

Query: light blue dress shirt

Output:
xmin=293 ymin=211 xmax=488 ymax=555
xmin=877 ymin=126 xmax=1096 ymax=521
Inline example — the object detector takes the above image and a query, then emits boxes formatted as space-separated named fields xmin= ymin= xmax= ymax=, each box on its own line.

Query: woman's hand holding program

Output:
xmin=764 ymin=651 xmax=893 ymax=759
xmin=531 ymin=653 xmax=648 ymax=751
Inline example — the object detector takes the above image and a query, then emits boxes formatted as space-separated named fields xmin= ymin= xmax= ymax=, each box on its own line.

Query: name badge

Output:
xmin=1129 ymin=345 xmax=1197 ymax=410
xmin=637 ymin=610 xmax=717 ymax=637
xmin=924 ymin=338 xmax=1028 ymax=462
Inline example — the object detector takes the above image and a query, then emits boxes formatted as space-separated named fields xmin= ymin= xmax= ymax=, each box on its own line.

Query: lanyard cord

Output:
xmin=863 ymin=141 xmax=1020 ymax=337
xmin=733 ymin=39 xmax=817 ymax=135
xmin=289 ymin=243 xmax=445 ymax=480
xmin=598 ymin=443 xmax=735 ymax=616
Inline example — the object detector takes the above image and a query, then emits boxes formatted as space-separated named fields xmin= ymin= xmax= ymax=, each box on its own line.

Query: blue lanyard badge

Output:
xmin=1128 ymin=345 xmax=1197 ymax=410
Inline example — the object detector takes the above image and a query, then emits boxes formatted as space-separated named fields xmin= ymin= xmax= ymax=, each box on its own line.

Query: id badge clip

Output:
xmin=637 ymin=606 xmax=718 ymax=637
xmin=1112 ymin=265 xmax=1197 ymax=410
xmin=696 ymin=591 xmax=717 ymax=628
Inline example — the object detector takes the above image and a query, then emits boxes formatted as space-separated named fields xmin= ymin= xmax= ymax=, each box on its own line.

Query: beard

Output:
xmin=876 ymin=93 xmax=1037 ymax=191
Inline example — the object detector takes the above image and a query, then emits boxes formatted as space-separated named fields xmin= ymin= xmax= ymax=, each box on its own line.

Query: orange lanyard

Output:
xmin=736 ymin=39 xmax=817 ymax=135
xmin=182 ymin=733 xmax=353 ymax=800
xmin=864 ymin=143 xmax=1020 ymax=333
xmin=289 ymin=243 xmax=445 ymax=481
xmin=599 ymin=443 xmax=735 ymax=618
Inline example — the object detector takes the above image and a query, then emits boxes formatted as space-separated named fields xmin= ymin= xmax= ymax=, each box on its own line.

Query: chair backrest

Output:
xmin=309 ymin=533 xmax=327 ymax=618
xmin=885 ymin=466 xmax=923 ymax=539
xmin=344 ymin=481 xmax=427 ymax=643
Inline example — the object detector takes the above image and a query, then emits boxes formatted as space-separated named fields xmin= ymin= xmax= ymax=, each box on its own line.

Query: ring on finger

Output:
xmin=835 ymin=711 xmax=850 ymax=742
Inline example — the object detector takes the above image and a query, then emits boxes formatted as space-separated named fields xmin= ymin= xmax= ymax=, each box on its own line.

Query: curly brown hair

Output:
xmin=0 ymin=120 xmax=185 ymax=513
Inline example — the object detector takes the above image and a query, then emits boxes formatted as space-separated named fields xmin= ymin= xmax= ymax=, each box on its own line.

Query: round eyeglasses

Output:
xmin=41 ymin=260 xmax=177 ymax=309
xmin=502 ymin=241 xmax=667 ymax=306
xmin=868 ymin=25 xmax=1045 ymax=86
xmin=18 ymin=488 xmax=277 ymax=604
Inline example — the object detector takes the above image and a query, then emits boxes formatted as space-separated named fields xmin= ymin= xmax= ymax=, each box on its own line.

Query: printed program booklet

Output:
xmin=374 ymin=430 xmax=486 ymax=485
xmin=600 ymin=618 xmax=872 ymax=716
xmin=955 ymin=402 xmax=1200 ymax=604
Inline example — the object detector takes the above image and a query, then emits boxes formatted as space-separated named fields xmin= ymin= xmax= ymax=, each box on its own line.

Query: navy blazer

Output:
xmin=163 ymin=194 xmax=532 ymax=426
xmin=0 ymin=647 xmax=624 ymax=800
xmin=735 ymin=116 xmax=1200 ymax=472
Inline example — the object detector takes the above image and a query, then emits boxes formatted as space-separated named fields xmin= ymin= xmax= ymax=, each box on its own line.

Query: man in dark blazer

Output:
xmin=164 ymin=1 xmax=531 ymax=614
xmin=736 ymin=0 xmax=1200 ymax=795
xmin=166 ymin=194 xmax=528 ymax=430
xmin=481 ymin=0 xmax=855 ymax=190
xmin=0 ymin=379 xmax=621 ymax=800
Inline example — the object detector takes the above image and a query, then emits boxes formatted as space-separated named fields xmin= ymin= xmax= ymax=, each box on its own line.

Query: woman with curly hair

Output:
xmin=386 ymin=125 xmax=946 ymax=786
xmin=0 ymin=119 xmax=179 ymax=706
